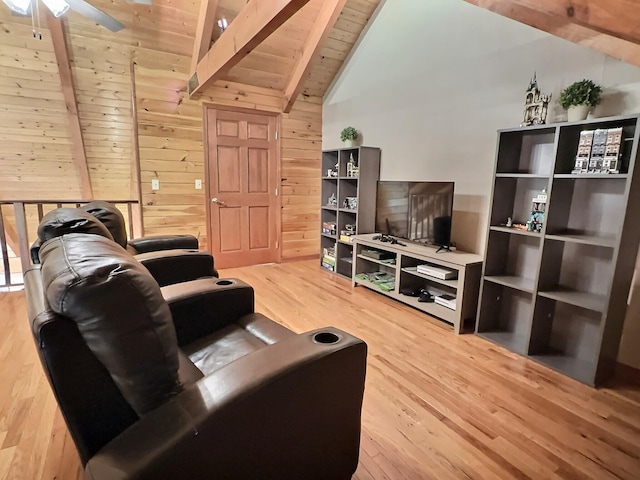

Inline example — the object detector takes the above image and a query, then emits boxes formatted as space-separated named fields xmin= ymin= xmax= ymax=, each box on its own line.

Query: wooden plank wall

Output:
xmin=67 ymin=27 xmax=133 ymax=200
xmin=0 ymin=0 xmax=379 ymax=261
xmin=0 ymin=11 xmax=81 ymax=200
xmin=135 ymin=60 xmax=321 ymax=257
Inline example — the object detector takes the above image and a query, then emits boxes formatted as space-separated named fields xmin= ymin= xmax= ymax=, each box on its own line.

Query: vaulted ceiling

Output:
xmin=464 ymin=0 xmax=640 ymax=68
xmin=1 ymin=0 xmax=380 ymax=98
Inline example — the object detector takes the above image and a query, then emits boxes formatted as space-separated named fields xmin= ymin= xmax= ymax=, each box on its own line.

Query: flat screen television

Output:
xmin=375 ymin=181 xmax=454 ymax=247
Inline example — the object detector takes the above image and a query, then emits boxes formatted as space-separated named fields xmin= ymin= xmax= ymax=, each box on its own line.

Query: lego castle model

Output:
xmin=521 ymin=73 xmax=551 ymax=127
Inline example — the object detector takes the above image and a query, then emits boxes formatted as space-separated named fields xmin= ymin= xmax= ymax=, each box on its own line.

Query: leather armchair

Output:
xmin=25 ymin=233 xmax=367 ymax=480
xmin=30 ymin=208 xmax=217 ymax=286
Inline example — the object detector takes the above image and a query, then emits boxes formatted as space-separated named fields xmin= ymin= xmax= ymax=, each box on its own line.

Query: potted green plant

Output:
xmin=340 ymin=126 xmax=359 ymax=147
xmin=559 ymin=79 xmax=603 ymax=122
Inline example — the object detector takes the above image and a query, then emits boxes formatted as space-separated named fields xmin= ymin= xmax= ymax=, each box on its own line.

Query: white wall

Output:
xmin=323 ymin=0 xmax=640 ymax=368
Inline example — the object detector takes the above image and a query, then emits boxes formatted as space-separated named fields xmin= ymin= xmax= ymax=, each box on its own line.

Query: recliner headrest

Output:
xmin=39 ymin=234 xmax=182 ymax=415
xmin=80 ymin=201 xmax=128 ymax=248
xmin=37 ymin=208 xmax=114 ymax=244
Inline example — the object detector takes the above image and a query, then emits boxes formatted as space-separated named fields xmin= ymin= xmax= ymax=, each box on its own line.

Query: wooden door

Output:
xmin=205 ymin=108 xmax=280 ymax=269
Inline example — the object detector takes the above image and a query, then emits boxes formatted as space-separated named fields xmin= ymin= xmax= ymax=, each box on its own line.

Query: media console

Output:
xmin=351 ymin=233 xmax=483 ymax=333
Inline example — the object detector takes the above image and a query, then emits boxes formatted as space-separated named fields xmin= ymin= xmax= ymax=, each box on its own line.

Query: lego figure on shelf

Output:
xmin=327 ymin=193 xmax=337 ymax=207
xmin=347 ymin=153 xmax=359 ymax=178
xmin=527 ymin=188 xmax=547 ymax=233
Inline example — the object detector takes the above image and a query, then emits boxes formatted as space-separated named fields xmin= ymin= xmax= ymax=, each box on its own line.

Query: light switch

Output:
xmin=195 ymin=179 xmax=202 ymax=190
xmin=151 ymin=179 xmax=160 ymax=190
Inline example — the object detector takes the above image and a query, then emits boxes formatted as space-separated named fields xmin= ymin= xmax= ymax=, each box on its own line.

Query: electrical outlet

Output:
xmin=195 ymin=179 xmax=202 ymax=190
xmin=151 ymin=179 xmax=160 ymax=190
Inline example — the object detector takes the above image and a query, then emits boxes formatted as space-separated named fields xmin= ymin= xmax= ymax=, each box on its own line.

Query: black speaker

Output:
xmin=433 ymin=216 xmax=451 ymax=247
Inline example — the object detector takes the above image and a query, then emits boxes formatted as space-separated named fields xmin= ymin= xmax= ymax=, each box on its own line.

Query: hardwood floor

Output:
xmin=2 ymin=259 xmax=640 ymax=479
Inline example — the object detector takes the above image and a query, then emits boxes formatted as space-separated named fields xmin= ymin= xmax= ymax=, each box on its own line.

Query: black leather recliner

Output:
xmin=79 ymin=200 xmax=199 ymax=255
xmin=31 ymin=207 xmax=217 ymax=286
xmin=25 ymin=229 xmax=367 ymax=479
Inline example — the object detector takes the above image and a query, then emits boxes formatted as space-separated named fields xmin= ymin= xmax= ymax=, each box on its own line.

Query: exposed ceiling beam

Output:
xmin=508 ymin=0 xmax=640 ymax=45
xmin=464 ymin=0 xmax=640 ymax=68
xmin=46 ymin=14 xmax=93 ymax=199
xmin=190 ymin=0 xmax=220 ymax=74
xmin=189 ymin=0 xmax=313 ymax=98
xmin=282 ymin=0 xmax=347 ymax=113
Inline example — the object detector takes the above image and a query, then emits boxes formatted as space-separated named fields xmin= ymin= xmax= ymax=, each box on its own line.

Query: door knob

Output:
xmin=211 ymin=197 xmax=227 ymax=206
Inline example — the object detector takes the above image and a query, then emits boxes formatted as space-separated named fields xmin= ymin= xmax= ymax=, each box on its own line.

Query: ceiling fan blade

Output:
xmin=65 ymin=0 xmax=126 ymax=32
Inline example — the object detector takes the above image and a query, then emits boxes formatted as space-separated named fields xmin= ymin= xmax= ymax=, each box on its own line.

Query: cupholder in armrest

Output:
xmin=215 ymin=279 xmax=234 ymax=286
xmin=313 ymin=331 xmax=341 ymax=345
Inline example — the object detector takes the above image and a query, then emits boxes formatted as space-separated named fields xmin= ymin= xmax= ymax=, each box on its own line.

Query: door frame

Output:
xmin=202 ymin=103 xmax=282 ymax=264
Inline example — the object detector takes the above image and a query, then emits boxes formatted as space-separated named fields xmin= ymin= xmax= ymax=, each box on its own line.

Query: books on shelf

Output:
xmin=434 ymin=293 xmax=457 ymax=310
xmin=321 ymin=254 xmax=336 ymax=272
xmin=416 ymin=264 xmax=457 ymax=280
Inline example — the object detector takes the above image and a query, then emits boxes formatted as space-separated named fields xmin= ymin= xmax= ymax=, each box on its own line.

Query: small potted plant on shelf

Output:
xmin=559 ymin=79 xmax=603 ymax=122
xmin=340 ymin=126 xmax=359 ymax=147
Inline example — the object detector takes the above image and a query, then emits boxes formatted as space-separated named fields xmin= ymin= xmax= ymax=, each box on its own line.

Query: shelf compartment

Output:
xmin=320 ymin=235 xmax=336 ymax=257
xmin=484 ymin=229 xmax=540 ymax=293
xmin=476 ymin=281 xmax=533 ymax=355
xmin=339 ymin=149 xmax=359 ymax=177
xmin=484 ymin=275 xmax=535 ymax=293
xmin=337 ymin=210 xmax=357 ymax=237
xmin=354 ymin=273 xmax=396 ymax=295
xmin=356 ymin=254 xmax=396 ymax=268
xmin=546 ymin=177 xmax=627 ymax=239
xmin=400 ymin=294 xmax=456 ymax=324
xmin=490 ymin=176 xmax=549 ymax=228
xmin=477 ymin=331 xmax=530 ymax=355
xmin=528 ymin=296 xmax=601 ymax=385
xmin=489 ymin=226 xmax=541 ymax=237
xmin=496 ymin=129 xmax=555 ymax=175
xmin=336 ymin=243 xmax=354 ymax=278
xmin=553 ymin=174 xmax=628 ymax=179
xmin=495 ymin=174 xmax=549 ymax=178
xmin=399 ymin=269 xmax=457 ymax=304
xmin=554 ymin=119 xmax=636 ymax=175
xmin=400 ymin=266 xmax=458 ymax=289
xmin=537 ymin=287 xmax=607 ymax=313
xmin=544 ymin=233 xmax=616 ymax=248
xmin=538 ymin=240 xmax=613 ymax=313
xmin=321 ymin=178 xmax=338 ymax=208
xmin=322 ymin=150 xmax=339 ymax=177
xmin=338 ymin=180 xmax=358 ymax=209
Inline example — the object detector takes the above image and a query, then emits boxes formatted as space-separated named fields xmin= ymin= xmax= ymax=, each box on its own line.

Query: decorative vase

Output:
xmin=343 ymin=139 xmax=356 ymax=148
xmin=567 ymin=104 xmax=590 ymax=122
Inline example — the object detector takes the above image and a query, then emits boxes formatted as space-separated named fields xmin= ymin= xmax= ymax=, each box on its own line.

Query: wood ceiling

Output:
xmin=464 ymin=0 xmax=640 ymax=68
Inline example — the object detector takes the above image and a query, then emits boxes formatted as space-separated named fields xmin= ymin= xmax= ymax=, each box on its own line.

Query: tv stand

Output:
xmin=351 ymin=233 xmax=483 ymax=334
